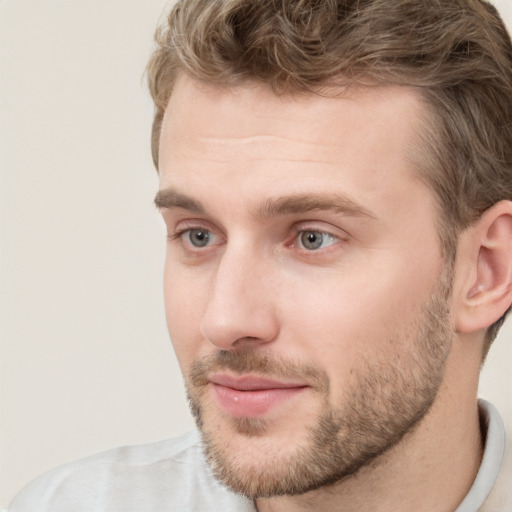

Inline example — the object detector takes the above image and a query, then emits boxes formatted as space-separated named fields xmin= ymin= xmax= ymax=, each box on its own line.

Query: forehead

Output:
xmin=160 ymin=75 xmax=425 ymax=151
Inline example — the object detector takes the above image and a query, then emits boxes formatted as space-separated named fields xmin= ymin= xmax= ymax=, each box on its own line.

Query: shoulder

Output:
xmin=9 ymin=431 xmax=253 ymax=512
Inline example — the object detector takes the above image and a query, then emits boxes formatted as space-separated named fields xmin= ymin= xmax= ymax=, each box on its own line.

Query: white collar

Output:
xmin=454 ymin=399 xmax=506 ymax=512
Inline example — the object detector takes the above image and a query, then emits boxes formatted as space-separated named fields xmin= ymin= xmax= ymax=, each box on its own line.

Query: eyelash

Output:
xmin=169 ymin=227 xmax=221 ymax=248
xmin=168 ymin=223 xmax=343 ymax=254
xmin=290 ymin=228 xmax=340 ymax=251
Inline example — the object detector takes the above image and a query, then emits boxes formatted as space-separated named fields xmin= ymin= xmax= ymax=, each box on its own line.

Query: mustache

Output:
xmin=189 ymin=349 xmax=329 ymax=391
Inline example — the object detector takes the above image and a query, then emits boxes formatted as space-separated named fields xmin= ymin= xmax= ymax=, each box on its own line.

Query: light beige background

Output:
xmin=1 ymin=0 xmax=511 ymax=508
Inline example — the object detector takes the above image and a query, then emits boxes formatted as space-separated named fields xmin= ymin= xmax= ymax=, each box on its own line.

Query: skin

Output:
xmin=156 ymin=74 xmax=512 ymax=511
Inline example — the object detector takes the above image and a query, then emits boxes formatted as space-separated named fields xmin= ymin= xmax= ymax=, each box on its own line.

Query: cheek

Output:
xmin=279 ymin=257 xmax=440 ymax=389
xmin=163 ymin=260 xmax=209 ymax=368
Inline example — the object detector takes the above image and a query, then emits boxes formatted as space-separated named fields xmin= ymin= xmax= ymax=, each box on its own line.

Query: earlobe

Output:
xmin=455 ymin=200 xmax=512 ymax=334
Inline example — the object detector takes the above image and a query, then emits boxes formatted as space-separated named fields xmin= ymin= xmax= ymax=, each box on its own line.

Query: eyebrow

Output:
xmin=255 ymin=193 xmax=376 ymax=220
xmin=154 ymin=189 xmax=206 ymax=214
xmin=154 ymin=188 xmax=376 ymax=220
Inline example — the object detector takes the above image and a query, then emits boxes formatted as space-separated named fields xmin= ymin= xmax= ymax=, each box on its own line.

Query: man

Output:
xmin=10 ymin=0 xmax=512 ymax=511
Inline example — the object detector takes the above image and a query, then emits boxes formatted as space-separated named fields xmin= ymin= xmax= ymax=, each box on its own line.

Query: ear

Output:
xmin=455 ymin=200 xmax=512 ymax=334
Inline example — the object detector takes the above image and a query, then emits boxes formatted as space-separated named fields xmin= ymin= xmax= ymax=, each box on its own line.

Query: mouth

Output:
xmin=208 ymin=373 xmax=309 ymax=418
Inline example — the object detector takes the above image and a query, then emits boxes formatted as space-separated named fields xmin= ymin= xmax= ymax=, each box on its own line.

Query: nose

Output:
xmin=200 ymin=245 xmax=280 ymax=350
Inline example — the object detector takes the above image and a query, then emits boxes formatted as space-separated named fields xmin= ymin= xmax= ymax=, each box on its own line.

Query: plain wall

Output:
xmin=1 ymin=0 xmax=512 ymax=508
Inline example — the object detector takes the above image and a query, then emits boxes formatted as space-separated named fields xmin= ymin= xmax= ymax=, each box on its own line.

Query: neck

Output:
xmin=256 ymin=344 xmax=483 ymax=512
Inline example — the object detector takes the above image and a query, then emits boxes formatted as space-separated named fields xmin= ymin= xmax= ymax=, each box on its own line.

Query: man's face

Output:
xmin=157 ymin=76 xmax=454 ymax=498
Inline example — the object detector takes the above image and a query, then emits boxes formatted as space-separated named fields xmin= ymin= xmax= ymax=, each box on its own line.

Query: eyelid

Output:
xmin=285 ymin=221 xmax=349 ymax=256
xmin=290 ymin=221 xmax=348 ymax=241
xmin=171 ymin=219 xmax=219 ymax=236
xmin=297 ymin=231 xmax=338 ymax=250
xmin=166 ymin=217 xmax=348 ymax=255
xmin=169 ymin=220 xmax=225 ymax=250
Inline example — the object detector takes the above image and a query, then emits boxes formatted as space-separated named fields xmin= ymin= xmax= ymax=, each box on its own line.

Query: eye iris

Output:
xmin=301 ymin=231 xmax=323 ymax=250
xmin=189 ymin=229 xmax=210 ymax=247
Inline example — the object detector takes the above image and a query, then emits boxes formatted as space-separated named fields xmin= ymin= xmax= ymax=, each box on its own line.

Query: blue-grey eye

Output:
xmin=188 ymin=229 xmax=211 ymax=247
xmin=299 ymin=231 xmax=337 ymax=250
xmin=300 ymin=231 xmax=324 ymax=250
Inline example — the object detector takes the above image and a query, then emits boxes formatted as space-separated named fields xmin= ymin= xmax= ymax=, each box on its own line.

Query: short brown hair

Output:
xmin=146 ymin=0 xmax=512 ymax=351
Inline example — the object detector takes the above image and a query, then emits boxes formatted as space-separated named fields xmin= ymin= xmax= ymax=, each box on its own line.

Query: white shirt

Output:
xmin=8 ymin=400 xmax=510 ymax=511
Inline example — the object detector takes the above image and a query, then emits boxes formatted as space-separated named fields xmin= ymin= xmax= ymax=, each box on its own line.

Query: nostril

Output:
xmin=200 ymin=308 xmax=279 ymax=350
xmin=232 ymin=336 xmax=262 ymax=348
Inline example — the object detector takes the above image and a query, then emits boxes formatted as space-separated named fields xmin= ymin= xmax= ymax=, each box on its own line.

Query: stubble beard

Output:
xmin=185 ymin=268 xmax=454 ymax=499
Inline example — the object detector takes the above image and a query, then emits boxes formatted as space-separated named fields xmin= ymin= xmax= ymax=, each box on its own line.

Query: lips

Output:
xmin=208 ymin=373 xmax=308 ymax=418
